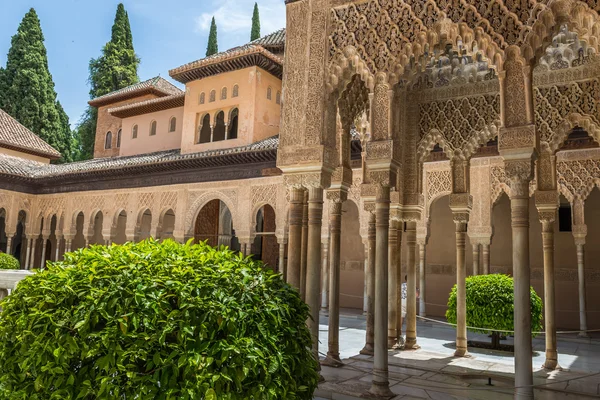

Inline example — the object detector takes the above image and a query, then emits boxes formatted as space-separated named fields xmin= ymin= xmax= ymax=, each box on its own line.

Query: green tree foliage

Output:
xmin=251 ymin=3 xmax=261 ymax=41
xmin=0 ymin=240 xmax=319 ymax=399
xmin=0 ymin=9 xmax=73 ymax=162
xmin=206 ymin=17 xmax=219 ymax=56
xmin=0 ymin=253 xmax=19 ymax=270
xmin=76 ymin=3 xmax=139 ymax=160
xmin=446 ymin=274 xmax=543 ymax=336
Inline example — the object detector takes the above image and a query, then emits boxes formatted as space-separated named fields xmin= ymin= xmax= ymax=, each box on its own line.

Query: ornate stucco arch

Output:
xmin=185 ymin=192 xmax=238 ymax=236
xmin=549 ymin=113 xmax=600 ymax=153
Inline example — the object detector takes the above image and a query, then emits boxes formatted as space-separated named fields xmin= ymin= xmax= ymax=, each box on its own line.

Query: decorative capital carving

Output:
xmin=504 ymin=159 xmax=535 ymax=196
xmin=363 ymin=202 xmax=376 ymax=213
xmin=365 ymin=140 xmax=393 ymax=161
xmin=499 ymin=125 xmax=536 ymax=151
xmin=572 ymin=224 xmax=587 ymax=243
xmin=326 ymin=189 xmax=348 ymax=203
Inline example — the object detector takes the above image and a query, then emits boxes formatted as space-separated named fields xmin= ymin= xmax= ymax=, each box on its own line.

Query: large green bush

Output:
xmin=0 ymin=239 xmax=319 ymax=399
xmin=446 ymin=274 xmax=543 ymax=336
xmin=0 ymin=252 xmax=19 ymax=270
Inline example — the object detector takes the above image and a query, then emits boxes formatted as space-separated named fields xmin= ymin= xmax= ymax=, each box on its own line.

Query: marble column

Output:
xmin=360 ymin=211 xmax=375 ymax=355
xmin=539 ymin=214 xmax=558 ymax=369
xmin=25 ymin=238 xmax=34 ymax=270
xmin=370 ymin=186 xmax=393 ymax=396
xmin=305 ymin=186 xmax=324 ymax=362
xmin=472 ymin=243 xmax=480 ymax=276
xmin=5 ymin=236 xmax=12 ymax=257
xmin=40 ymin=237 xmax=48 ymax=269
xmin=278 ymin=241 xmax=287 ymax=280
xmin=300 ymin=190 xmax=309 ymax=300
xmin=287 ymin=187 xmax=304 ymax=290
xmin=396 ymin=224 xmax=403 ymax=342
xmin=65 ymin=239 xmax=72 ymax=253
xmin=387 ymin=220 xmax=399 ymax=348
xmin=321 ymin=237 xmax=330 ymax=311
xmin=482 ymin=241 xmax=490 ymax=275
xmin=55 ymin=236 xmax=62 ymax=261
xmin=453 ymin=214 xmax=468 ymax=356
xmin=418 ymin=240 xmax=426 ymax=317
xmin=324 ymin=194 xmax=343 ymax=366
xmin=575 ymin=240 xmax=588 ymax=337
xmin=404 ymin=221 xmax=418 ymax=349
xmin=363 ymin=244 xmax=368 ymax=314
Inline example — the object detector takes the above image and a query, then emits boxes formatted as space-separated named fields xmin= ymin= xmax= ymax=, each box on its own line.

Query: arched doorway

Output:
xmin=13 ymin=211 xmax=26 ymax=263
xmin=72 ymin=212 xmax=86 ymax=250
xmin=159 ymin=209 xmax=175 ymax=240
xmin=90 ymin=212 xmax=104 ymax=244
xmin=251 ymin=205 xmax=278 ymax=269
xmin=113 ymin=211 xmax=127 ymax=244
xmin=194 ymin=199 xmax=239 ymax=251
xmin=137 ymin=209 xmax=152 ymax=241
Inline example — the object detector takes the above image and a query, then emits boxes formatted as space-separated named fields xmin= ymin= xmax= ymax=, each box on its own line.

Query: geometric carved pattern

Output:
xmin=160 ymin=192 xmax=178 ymax=211
xmin=535 ymin=78 xmax=600 ymax=148
xmin=425 ymin=169 xmax=452 ymax=210
xmin=251 ymin=185 xmax=277 ymax=210
xmin=557 ymin=157 xmax=600 ymax=202
xmin=138 ymin=192 xmax=155 ymax=210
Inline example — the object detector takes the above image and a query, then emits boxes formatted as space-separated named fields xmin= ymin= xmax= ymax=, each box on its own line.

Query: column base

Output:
xmin=387 ymin=336 xmax=397 ymax=349
xmin=321 ymin=353 xmax=343 ymax=367
xmin=542 ymin=355 xmax=560 ymax=371
xmin=404 ymin=338 xmax=420 ymax=350
xmin=577 ymin=330 xmax=590 ymax=338
xmin=454 ymin=346 xmax=470 ymax=357
xmin=359 ymin=343 xmax=374 ymax=356
xmin=368 ymin=377 xmax=395 ymax=399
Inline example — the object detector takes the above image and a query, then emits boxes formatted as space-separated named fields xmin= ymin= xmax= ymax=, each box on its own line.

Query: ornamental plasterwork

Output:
xmin=535 ymin=25 xmax=597 ymax=72
xmin=251 ymin=184 xmax=278 ymax=211
xmin=556 ymin=148 xmax=600 ymax=202
xmin=490 ymin=159 xmax=537 ymax=204
xmin=423 ymin=163 xmax=452 ymax=217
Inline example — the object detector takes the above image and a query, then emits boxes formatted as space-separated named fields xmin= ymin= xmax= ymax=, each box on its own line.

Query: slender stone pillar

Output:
xmin=321 ymin=237 xmax=329 ymax=311
xmin=278 ymin=241 xmax=287 ymax=280
xmin=396 ymin=224 xmax=403 ymax=342
xmin=418 ymin=241 xmax=426 ymax=317
xmin=363 ymin=244 xmax=368 ymax=314
xmin=539 ymin=215 xmax=558 ymax=369
xmin=360 ymin=211 xmax=375 ymax=355
xmin=370 ymin=186 xmax=393 ymax=397
xmin=40 ymin=237 xmax=48 ymax=269
xmin=300 ymin=190 xmax=309 ymax=300
xmin=453 ymin=216 xmax=468 ymax=356
xmin=24 ymin=238 xmax=32 ymax=270
xmin=55 ymin=236 xmax=62 ymax=261
xmin=5 ymin=236 xmax=12 ymax=257
xmin=387 ymin=220 xmax=399 ymax=348
xmin=404 ymin=221 xmax=419 ymax=349
xmin=482 ymin=242 xmax=490 ymax=275
xmin=287 ymin=187 xmax=304 ymax=290
xmin=66 ymin=239 xmax=72 ymax=253
xmin=324 ymin=194 xmax=343 ymax=366
xmin=305 ymin=186 xmax=324 ymax=362
xmin=509 ymin=175 xmax=534 ymax=400
xmin=472 ymin=243 xmax=480 ymax=276
xmin=575 ymin=238 xmax=588 ymax=337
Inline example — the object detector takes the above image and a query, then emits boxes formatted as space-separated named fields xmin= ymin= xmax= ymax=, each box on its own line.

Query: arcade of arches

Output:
xmin=277 ymin=0 xmax=600 ymax=397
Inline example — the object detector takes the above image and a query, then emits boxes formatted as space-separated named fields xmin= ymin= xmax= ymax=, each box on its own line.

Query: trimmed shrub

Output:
xmin=446 ymin=274 xmax=543 ymax=336
xmin=0 ymin=239 xmax=319 ymax=399
xmin=0 ymin=252 xmax=19 ymax=270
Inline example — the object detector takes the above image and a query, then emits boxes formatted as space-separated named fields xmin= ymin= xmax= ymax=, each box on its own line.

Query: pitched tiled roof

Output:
xmin=0 ymin=108 xmax=61 ymax=159
xmin=88 ymin=77 xmax=183 ymax=107
xmin=0 ymin=135 xmax=280 ymax=180
xmin=250 ymin=29 xmax=285 ymax=50
xmin=108 ymin=93 xmax=185 ymax=118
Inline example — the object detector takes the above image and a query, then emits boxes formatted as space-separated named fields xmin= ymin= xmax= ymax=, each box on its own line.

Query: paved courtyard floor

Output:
xmin=314 ymin=309 xmax=600 ymax=399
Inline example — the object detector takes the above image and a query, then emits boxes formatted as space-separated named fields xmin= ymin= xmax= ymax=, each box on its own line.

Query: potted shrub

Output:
xmin=0 ymin=239 xmax=319 ymax=399
xmin=446 ymin=274 xmax=543 ymax=350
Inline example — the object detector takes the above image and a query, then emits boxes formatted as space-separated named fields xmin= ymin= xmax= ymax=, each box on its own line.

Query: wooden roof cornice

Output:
xmin=108 ymin=93 xmax=185 ymax=118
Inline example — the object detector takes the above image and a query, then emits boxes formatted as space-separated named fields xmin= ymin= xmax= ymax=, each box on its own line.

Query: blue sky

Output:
xmin=0 ymin=0 xmax=286 ymax=127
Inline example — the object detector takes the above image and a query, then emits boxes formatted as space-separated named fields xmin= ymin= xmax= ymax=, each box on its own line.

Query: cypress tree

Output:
xmin=0 ymin=9 xmax=72 ymax=161
xmin=206 ymin=17 xmax=218 ymax=56
xmin=76 ymin=3 xmax=139 ymax=160
xmin=251 ymin=3 xmax=261 ymax=41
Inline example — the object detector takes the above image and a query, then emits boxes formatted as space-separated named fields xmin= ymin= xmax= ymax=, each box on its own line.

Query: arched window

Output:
xmin=232 ymin=84 xmax=239 ymax=97
xmin=267 ymin=86 xmax=272 ymax=100
xmin=105 ymin=131 xmax=112 ymax=149
xmin=169 ymin=117 xmax=176 ymax=132
xmin=209 ymin=90 xmax=216 ymax=102
xmin=116 ymin=129 xmax=122 ymax=148
xmin=132 ymin=124 xmax=138 ymax=139
xmin=221 ymin=87 xmax=227 ymax=100
xmin=213 ymin=111 xmax=226 ymax=142
xmin=199 ymin=92 xmax=205 ymax=105
xmin=199 ymin=114 xmax=211 ymax=144
xmin=150 ymin=120 xmax=157 ymax=136
xmin=228 ymin=108 xmax=239 ymax=140
xmin=276 ymin=91 xmax=281 ymax=105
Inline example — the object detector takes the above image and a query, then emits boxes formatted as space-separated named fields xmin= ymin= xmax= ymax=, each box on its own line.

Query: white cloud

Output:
xmin=195 ymin=0 xmax=285 ymax=36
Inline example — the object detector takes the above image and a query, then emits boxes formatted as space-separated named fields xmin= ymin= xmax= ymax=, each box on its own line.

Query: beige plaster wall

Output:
xmin=423 ymin=193 xmax=600 ymax=330
xmin=181 ymin=66 xmax=280 ymax=154
xmin=94 ymin=94 xmax=159 ymax=159
xmin=0 ymin=147 xmax=51 ymax=164
xmin=119 ymin=107 xmax=184 ymax=157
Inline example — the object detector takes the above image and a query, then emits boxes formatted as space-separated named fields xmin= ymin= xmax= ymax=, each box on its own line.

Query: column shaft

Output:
xmin=418 ymin=242 xmax=426 ymax=317
xmin=287 ymin=188 xmax=304 ymax=290
xmin=370 ymin=187 xmax=392 ymax=395
xmin=305 ymin=187 xmax=323 ymax=361
xmin=24 ymin=238 xmax=32 ymax=269
xmin=387 ymin=221 xmax=399 ymax=347
xmin=300 ymin=191 xmax=309 ymax=300
xmin=55 ymin=237 xmax=61 ymax=261
xmin=404 ymin=222 xmax=418 ymax=349
xmin=363 ymin=246 xmax=368 ymax=314
xmin=360 ymin=212 xmax=376 ymax=355
xmin=454 ymin=221 xmax=468 ymax=356
xmin=40 ymin=239 xmax=48 ymax=269
xmin=541 ymin=221 xmax=558 ymax=369
xmin=325 ymin=200 xmax=342 ymax=365
xmin=279 ymin=242 xmax=286 ymax=281
xmin=576 ymin=244 xmax=588 ymax=337
xmin=5 ymin=237 xmax=12 ymax=257
xmin=472 ymin=243 xmax=480 ymax=276
xmin=482 ymin=243 xmax=490 ymax=275
xmin=321 ymin=238 xmax=329 ymax=311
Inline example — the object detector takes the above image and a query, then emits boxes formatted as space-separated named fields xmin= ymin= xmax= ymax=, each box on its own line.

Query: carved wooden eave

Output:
xmin=169 ymin=45 xmax=283 ymax=84
xmin=109 ymin=93 xmax=185 ymax=118
xmin=88 ymin=77 xmax=182 ymax=108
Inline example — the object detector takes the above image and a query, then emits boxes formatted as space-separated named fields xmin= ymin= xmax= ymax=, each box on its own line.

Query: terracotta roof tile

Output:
xmin=108 ymin=93 xmax=185 ymax=118
xmin=250 ymin=29 xmax=285 ymax=49
xmin=89 ymin=76 xmax=183 ymax=107
xmin=0 ymin=108 xmax=61 ymax=159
